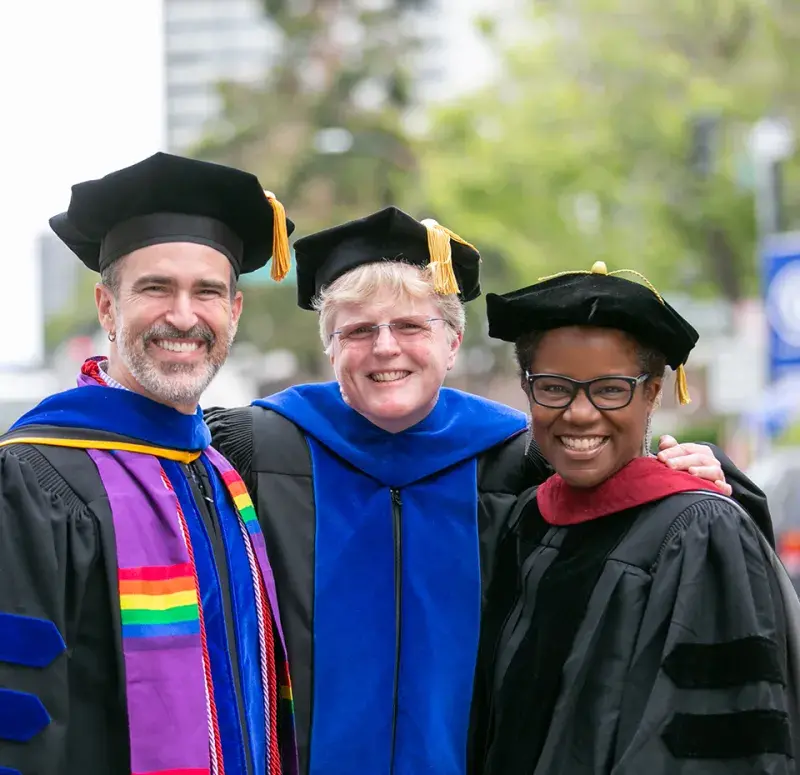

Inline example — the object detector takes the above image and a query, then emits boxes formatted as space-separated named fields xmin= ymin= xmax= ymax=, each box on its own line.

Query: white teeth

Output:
xmin=154 ymin=339 xmax=201 ymax=353
xmin=370 ymin=371 xmax=410 ymax=383
xmin=560 ymin=436 xmax=606 ymax=452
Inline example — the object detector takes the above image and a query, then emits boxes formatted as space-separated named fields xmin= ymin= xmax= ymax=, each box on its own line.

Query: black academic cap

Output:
xmin=486 ymin=261 xmax=699 ymax=403
xmin=293 ymin=206 xmax=481 ymax=310
xmin=49 ymin=152 xmax=295 ymax=279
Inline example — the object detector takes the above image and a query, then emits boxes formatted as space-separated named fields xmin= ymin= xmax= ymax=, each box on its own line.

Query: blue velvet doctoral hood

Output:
xmin=10 ymin=384 xmax=211 ymax=450
xmin=253 ymin=381 xmax=527 ymax=485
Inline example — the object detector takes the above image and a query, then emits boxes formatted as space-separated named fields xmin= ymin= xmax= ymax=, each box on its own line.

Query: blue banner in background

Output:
xmin=763 ymin=232 xmax=800 ymax=383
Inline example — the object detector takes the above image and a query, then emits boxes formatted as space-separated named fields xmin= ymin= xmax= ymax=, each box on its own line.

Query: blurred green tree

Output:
xmin=44 ymin=270 xmax=98 ymax=352
xmin=190 ymin=0 xmax=437 ymax=367
xmin=46 ymin=0 xmax=800 ymax=374
xmin=421 ymin=0 xmax=800 ymax=300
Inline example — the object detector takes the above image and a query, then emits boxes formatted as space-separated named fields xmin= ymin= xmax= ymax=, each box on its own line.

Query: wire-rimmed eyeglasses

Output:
xmin=330 ymin=317 xmax=448 ymax=345
xmin=524 ymin=372 xmax=650 ymax=410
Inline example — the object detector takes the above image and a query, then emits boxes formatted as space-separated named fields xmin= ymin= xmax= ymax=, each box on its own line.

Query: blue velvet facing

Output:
xmin=0 ymin=767 xmax=22 ymax=774
xmin=163 ymin=460 xmax=248 ymax=775
xmin=0 ymin=689 xmax=51 ymax=742
xmin=0 ymin=612 xmax=66 ymax=668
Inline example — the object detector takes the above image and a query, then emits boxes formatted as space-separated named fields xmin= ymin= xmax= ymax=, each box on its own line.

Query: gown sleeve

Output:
xmin=708 ymin=441 xmax=774 ymax=546
xmin=204 ymin=405 xmax=258 ymax=492
xmin=613 ymin=495 xmax=795 ymax=774
xmin=0 ymin=448 xmax=99 ymax=775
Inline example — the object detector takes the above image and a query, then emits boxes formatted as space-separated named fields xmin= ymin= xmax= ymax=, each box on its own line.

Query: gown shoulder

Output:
xmin=205 ymin=405 xmax=257 ymax=487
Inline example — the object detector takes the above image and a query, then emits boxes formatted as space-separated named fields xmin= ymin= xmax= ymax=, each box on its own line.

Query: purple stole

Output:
xmin=88 ymin=445 xmax=296 ymax=775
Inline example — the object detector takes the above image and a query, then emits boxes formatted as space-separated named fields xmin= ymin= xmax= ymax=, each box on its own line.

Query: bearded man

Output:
xmin=0 ymin=152 xmax=298 ymax=775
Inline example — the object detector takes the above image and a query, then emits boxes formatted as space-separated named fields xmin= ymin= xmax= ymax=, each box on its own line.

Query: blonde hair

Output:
xmin=313 ymin=261 xmax=466 ymax=352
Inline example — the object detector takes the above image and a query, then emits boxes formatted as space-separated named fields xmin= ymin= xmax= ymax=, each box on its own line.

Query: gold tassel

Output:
xmin=264 ymin=190 xmax=291 ymax=282
xmin=675 ymin=364 xmax=691 ymax=405
xmin=420 ymin=219 xmax=460 ymax=295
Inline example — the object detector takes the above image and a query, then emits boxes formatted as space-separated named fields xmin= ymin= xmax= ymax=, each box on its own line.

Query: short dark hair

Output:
xmin=514 ymin=328 xmax=667 ymax=391
xmin=98 ymin=258 xmax=238 ymax=300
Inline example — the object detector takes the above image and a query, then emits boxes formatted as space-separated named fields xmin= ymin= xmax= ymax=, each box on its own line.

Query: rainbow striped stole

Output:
xmin=221 ymin=469 xmax=260 ymax=535
xmin=119 ymin=563 xmax=200 ymax=639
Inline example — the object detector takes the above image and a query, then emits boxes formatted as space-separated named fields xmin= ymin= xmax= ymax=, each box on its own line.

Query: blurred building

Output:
xmin=420 ymin=0 xmax=525 ymax=102
xmin=163 ymin=0 xmax=522 ymax=152
xmin=38 ymin=231 xmax=83 ymax=317
xmin=163 ymin=0 xmax=277 ymax=152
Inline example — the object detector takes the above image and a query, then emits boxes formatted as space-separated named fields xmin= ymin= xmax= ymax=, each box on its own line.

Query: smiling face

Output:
xmin=328 ymin=285 xmax=462 ymax=433
xmin=525 ymin=326 xmax=662 ymax=488
xmin=95 ymin=242 xmax=242 ymax=413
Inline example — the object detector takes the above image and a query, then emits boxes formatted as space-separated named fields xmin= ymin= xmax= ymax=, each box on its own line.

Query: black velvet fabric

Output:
xmin=49 ymin=152 xmax=295 ymax=275
xmin=663 ymin=635 xmax=784 ymax=689
xmin=486 ymin=271 xmax=698 ymax=369
xmin=662 ymin=710 xmax=792 ymax=759
xmin=293 ymin=206 xmax=481 ymax=309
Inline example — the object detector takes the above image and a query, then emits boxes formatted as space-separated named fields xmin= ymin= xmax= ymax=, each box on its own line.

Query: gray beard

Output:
xmin=115 ymin=321 xmax=235 ymax=408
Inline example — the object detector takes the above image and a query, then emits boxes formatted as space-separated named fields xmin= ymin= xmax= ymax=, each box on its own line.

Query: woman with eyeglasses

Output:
xmin=206 ymin=209 xmax=765 ymax=775
xmin=468 ymin=262 xmax=798 ymax=775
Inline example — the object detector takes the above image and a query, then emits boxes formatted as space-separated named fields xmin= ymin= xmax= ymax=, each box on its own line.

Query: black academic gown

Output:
xmin=470 ymin=464 xmax=795 ymax=775
xmin=206 ymin=392 xmax=771 ymax=775
xmin=0 ymin=432 xmax=260 ymax=775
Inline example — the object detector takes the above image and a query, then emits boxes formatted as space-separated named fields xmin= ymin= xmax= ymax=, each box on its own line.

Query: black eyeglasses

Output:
xmin=524 ymin=372 xmax=650 ymax=410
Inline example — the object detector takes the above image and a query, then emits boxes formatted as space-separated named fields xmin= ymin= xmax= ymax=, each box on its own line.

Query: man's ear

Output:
xmin=95 ymin=283 xmax=116 ymax=337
